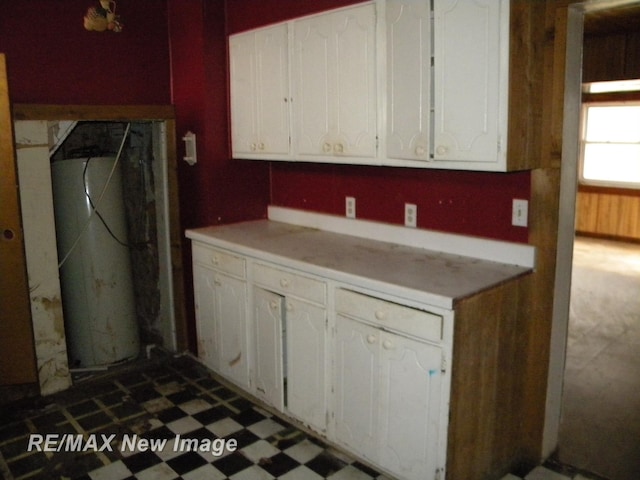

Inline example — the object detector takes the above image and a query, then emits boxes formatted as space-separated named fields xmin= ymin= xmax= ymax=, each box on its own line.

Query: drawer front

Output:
xmin=192 ymin=243 xmax=246 ymax=278
xmin=253 ymin=263 xmax=326 ymax=304
xmin=335 ymin=289 xmax=442 ymax=342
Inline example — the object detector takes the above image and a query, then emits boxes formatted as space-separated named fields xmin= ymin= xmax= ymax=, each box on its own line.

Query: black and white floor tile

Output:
xmin=0 ymin=355 xmax=605 ymax=480
xmin=0 ymin=356 xmax=390 ymax=480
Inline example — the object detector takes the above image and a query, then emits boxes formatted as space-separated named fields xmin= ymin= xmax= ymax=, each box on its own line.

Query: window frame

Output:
xmin=579 ymin=100 xmax=640 ymax=190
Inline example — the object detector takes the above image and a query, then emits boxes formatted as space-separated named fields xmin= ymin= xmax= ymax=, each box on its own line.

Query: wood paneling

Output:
xmin=582 ymin=27 xmax=640 ymax=83
xmin=0 ymin=55 xmax=38 ymax=385
xmin=447 ymin=276 xmax=530 ymax=480
xmin=576 ymin=190 xmax=640 ymax=240
xmin=507 ymin=0 xmax=548 ymax=170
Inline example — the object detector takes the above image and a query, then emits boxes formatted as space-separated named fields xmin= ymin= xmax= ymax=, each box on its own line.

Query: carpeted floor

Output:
xmin=558 ymin=236 xmax=640 ymax=480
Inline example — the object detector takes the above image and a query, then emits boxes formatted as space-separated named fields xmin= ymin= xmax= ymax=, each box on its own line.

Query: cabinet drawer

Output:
xmin=253 ymin=263 xmax=326 ymax=304
xmin=192 ymin=243 xmax=246 ymax=278
xmin=335 ymin=289 xmax=442 ymax=342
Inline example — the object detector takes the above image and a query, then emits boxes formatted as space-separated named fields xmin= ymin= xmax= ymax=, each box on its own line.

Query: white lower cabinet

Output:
xmin=334 ymin=290 xmax=447 ymax=480
xmin=252 ymin=287 xmax=285 ymax=409
xmin=286 ymin=297 xmax=327 ymax=432
xmin=378 ymin=328 xmax=444 ymax=480
xmin=191 ymin=240 xmax=449 ymax=480
xmin=193 ymin=263 xmax=219 ymax=372
xmin=334 ymin=315 xmax=379 ymax=461
xmin=192 ymin=245 xmax=249 ymax=390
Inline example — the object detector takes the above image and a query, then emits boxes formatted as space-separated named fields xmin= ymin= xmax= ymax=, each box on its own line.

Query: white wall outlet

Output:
xmin=405 ymin=203 xmax=417 ymax=228
xmin=346 ymin=196 xmax=356 ymax=218
xmin=512 ymin=199 xmax=528 ymax=227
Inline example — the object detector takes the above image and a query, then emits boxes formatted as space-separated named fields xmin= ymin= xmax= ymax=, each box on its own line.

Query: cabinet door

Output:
xmin=193 ymin=264 xmax=219 ymax=371
xmin=215 ymin=272 xmax=249 ymax=389
xmin=230 ymin=23 xmax=290 ymax=158
xmin=292 ymin=4 xmax=377 ymax=160
xmin=253 ymin=287 xmax=285 ymax=409
xmin=286 ymin=298 xmax=327 ymax=432
xmin=433 ymin=0 xmax=507 ymax=165
xmin=378 ymin=332 xmax=444 ymax=480
xmin=386 ymin=0 xmax=431 ymax=162
xmin=334 ymin=314 xmax=379 ymax=462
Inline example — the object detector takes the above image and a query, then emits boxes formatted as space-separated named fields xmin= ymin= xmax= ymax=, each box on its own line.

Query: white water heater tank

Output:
xmin=52 ymin=156 xmax=140 ymax=368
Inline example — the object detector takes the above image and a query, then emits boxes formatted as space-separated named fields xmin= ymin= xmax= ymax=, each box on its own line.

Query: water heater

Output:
xmin=52 ymin=156 xmax=139 ymax=367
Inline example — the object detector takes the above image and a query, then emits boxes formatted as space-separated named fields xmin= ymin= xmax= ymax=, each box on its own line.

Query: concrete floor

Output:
xmin=557 ymin=236 xmax=640 ymax=480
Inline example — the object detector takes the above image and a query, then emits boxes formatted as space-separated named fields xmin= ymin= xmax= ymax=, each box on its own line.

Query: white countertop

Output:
xmin=186 ymin=220 xmax=531 ymax=310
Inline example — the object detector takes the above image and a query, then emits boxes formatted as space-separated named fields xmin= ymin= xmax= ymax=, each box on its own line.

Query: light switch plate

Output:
xmin=512 ymin=199 xmax=528 ymax=227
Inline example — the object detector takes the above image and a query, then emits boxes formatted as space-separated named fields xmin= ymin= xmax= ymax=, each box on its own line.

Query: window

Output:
xmin=580 ymin=102 xmax=640 ymax=188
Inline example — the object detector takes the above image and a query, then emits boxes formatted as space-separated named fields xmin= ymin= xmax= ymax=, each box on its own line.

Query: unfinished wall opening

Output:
xmin=50 ymin=121 xmax=168 ymax=367
xmin=14 ymin=106 xmax=184 ymax=393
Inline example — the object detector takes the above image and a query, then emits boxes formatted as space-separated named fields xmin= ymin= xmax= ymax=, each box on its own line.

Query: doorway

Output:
xmin=11 ymin=104 xmax=187 ymax=396
xmin=548 ymin=2 xmax=640 ymax=479
xmin=559 ymin=235 xmax=640 ymax=479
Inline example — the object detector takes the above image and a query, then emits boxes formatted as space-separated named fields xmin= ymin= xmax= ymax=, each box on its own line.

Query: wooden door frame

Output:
xmin=12 ymin=104 xmax=188 ymax=356
xmin=0 ymin=55 xmax=39 ymax=386
xmin=543 ymin=0 xmax=640 ymax=458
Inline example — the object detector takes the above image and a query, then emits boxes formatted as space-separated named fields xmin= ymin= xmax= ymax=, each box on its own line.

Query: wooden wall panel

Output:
xmin=0 ymin=55 xmax=38 ymax=385
xmin=576 ymin=190 xmax=640 ymax=240
xmin=447 ymin=276 xmax=530 ymax=480
xmin=583 ymin=29 xmax=640 ymax=83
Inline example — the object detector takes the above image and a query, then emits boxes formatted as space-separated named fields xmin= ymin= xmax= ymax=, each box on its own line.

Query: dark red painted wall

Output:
xmin=0 ymin=0 xmax=171 ymax=104
xmin=226 ymin=0 xmax=365 ymax=34
xmin=272 ymin=164 xmax=530 ymax=243
xmin=226 ymin=0 xmax=531 ymax=244
xmin=167 ymin=0 xmax=270 ymax=230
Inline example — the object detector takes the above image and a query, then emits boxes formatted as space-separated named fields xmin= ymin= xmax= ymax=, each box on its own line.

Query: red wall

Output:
xmin=226 ymin=0 xmax=531 ymax=243
xmin=226 ymin=0 xmax=364 ymax=34
xmin=167 ymin=0 xmax=270 ymax=230
xmin=0 ymin=0 xmax=171 ymax=104
xmin=272 ymin=164 xmax=530 ymax=243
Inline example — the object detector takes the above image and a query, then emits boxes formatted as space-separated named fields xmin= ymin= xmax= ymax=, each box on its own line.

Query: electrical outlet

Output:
xmin=512 ymin=199 xmax=528 ymax=227
xmin=405 ymin=203 xmax=417 ymax=228
xmin=346 ymin=196 xmax=356 ymax=218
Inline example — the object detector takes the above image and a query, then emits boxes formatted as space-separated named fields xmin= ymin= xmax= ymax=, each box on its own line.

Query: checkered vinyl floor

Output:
xmin=0 ymin=356 xmax=389 ymax=480
xmin=0 ymin=355 xmax=607 ymax=480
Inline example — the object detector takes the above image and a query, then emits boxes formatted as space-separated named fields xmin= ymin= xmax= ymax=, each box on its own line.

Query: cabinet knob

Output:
xmin=383 ymin=340 xmax=394 ymax=350
xmin=366 ymin=334 xmax=377 ymax=344
xmin=286 ymin=302 xmax=294 ymax=312
xmin=374 ymin=310 xmax=387 ymax=321
xmin=269 ymin=300 xmax=279 ymax=310
xmin=280 ymin=278 xmax=290 ymax=288
xmin=322 ymin=142 xmax=332 ymax=153
xmin=436 ymin=145 xmax=448 ymax=156
xmin=415 ymin=146 xmax=426 ymax=156
xmin=334 ymin=143 xmax=344 ymax=153
xmin=258 ymin=142 xmax=265 ymax=150
xmin=250 ymin=143 xmax=257 ymax=151
xmin=211 ymin=255 xmax=219 ymax=265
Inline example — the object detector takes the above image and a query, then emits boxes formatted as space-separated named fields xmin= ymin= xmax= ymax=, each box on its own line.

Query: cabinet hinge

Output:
xmin=441 ymin=351 xmax=447 ymax=373
xmin=435 ymin=468 xmax=443 ymax=480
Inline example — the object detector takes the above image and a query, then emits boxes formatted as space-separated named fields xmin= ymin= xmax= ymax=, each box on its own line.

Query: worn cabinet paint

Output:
xmin=292 ymin=3 xmax=377 ymax=160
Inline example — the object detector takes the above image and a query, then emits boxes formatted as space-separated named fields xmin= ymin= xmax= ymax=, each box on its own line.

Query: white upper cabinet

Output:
xmin=292 ymin=3 xmax=377 ymax=161
xmin=228 ymin=0 xmax=513 ymax=171
xmin=229 ymin=23 xmax=290 ymax=159
xmin=432 ymin=0 xmax=509 ymax=169
xmin=384 ymin=0 xmax=431 ymax=163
